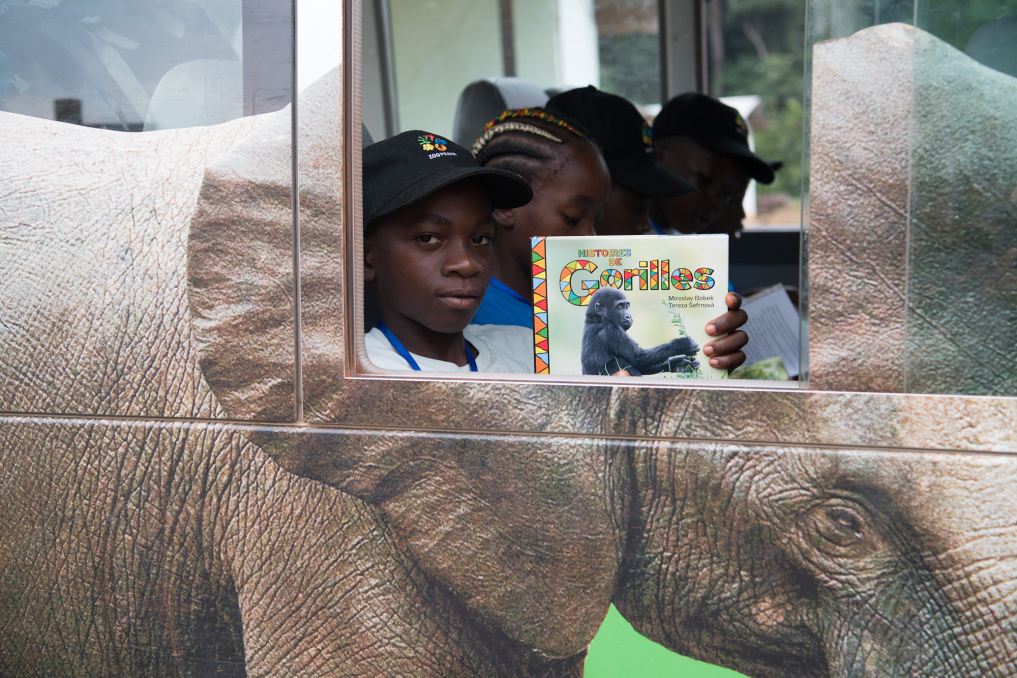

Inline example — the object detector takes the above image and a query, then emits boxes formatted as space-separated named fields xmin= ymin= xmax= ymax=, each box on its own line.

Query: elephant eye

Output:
xmin=803 ymin=498 xmax=878 ymax=554
xmin=816 ymin=504 xmax=864 ymax=547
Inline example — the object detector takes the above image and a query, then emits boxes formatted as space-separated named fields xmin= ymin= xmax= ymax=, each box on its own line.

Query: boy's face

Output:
xmin=653 ymin=136 xmax=748 ymax=235
xmin=364 ymin=178 xmax=494 ymax=341
xmin=599 ymin=181 xmax=652 ymax=236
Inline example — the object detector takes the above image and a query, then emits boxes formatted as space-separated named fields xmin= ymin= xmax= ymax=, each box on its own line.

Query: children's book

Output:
xmin=531 ymin=235 xmax=728 ymax=379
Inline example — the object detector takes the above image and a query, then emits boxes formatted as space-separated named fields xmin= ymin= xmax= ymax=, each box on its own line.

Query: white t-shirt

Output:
xmin=364 ymin=324 xmax=533 ymax=373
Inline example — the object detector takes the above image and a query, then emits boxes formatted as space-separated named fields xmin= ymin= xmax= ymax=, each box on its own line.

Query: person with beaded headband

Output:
xmin=470 ymin=107 xmax=612 ymax=328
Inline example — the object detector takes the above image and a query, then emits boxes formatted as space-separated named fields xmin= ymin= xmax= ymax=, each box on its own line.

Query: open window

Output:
xmin=354 ymin=0 xmax=805 ymax=386
xmin=354 ymin=0 xmax=1017 ymax=397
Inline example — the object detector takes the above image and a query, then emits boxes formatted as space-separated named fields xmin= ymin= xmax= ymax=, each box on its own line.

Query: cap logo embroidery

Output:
xmin=641 ymin=122 xmax=653 ymax=152
xmin=733 ymin=114 xmax=748 ymax=136
xmin=418 ymin=134 xmax=449 ymax=152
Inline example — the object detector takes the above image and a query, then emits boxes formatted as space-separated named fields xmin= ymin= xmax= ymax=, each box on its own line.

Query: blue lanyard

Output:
xmin=376 ymin=321 xmax=477 ymax=372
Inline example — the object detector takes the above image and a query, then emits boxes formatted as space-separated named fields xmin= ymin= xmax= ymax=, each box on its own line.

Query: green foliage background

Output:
xmin=918 ymin=0 xmax=1017 ymax=49
xmin=710 ymin=0 xmax=807 ymax=198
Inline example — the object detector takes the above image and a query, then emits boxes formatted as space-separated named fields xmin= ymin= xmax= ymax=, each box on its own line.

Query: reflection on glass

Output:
xmin=908 ymin=1 xmax=1017 ymax=395
xmin=0 ymin=0 xmax=291 ymax=131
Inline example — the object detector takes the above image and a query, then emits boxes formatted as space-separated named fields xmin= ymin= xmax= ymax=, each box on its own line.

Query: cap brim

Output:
xmin=372 ymin=166 xmax=533 ymax=223
xmin=696 ymin=136 xmax=776 ymax=184
xmin=609 ymin=157 xmax=696 ymax=197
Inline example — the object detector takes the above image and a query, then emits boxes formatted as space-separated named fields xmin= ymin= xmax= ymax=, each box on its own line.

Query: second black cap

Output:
xmin=652 ymin=93 xmax=775 ymax=184
xmin=546 ymin=86 xmax=695 ymax=198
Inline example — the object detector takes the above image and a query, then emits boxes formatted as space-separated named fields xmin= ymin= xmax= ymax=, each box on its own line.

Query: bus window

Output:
xmin=362 ymin=0 xmax=665 ymax=141
xmin=354 ymin=0 xmax=803 ymax=386
xmin=0 ymin=0 xmax=292 ymax=131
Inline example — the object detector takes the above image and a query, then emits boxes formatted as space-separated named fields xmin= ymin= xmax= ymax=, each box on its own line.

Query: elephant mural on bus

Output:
xmin=1 ymin=24 xmax=1017 ymax=678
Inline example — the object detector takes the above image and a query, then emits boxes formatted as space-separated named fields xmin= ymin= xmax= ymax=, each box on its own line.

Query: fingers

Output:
xmin=700 ymin=294 xmax=749 ymax=371
xmin=703 ymin=329 xmax=748 ymax=370
xmin=705 ymin=308 xmax=748 ymax=337
xmin=709 ymin=350 xmax=746 ymax=372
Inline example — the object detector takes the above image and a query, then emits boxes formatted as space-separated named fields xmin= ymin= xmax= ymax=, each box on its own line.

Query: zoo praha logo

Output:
xmin=560 ymin=255 xmax=716 ymax=307
xmin=733 ymin=113 xmax=749 ymax=137
xmin=417 ymin=134 xmax=448 ymax=151
xmin=418 ymin=134 xmax=457 ymax=159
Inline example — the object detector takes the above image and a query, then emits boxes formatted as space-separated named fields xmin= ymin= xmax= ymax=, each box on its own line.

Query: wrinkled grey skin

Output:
xmin=3 ymin=53 xmax=1017 ymax=678
xmin=610 ymin=435 xmax=1017 ymax=678
xmin=809 ymin=23 xmax=1017 ymax=395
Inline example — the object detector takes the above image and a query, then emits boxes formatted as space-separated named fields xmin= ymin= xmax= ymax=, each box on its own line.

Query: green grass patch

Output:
xmin=584 ymin=605 xmax=748 ymax=677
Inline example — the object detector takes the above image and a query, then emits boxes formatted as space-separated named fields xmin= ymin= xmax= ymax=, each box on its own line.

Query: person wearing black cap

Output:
xmin=469 ymin=107 xmax=611 ymax=329
xmin=545 ymin=85 xmax=695 ymax=236
xmin=650 ymin=92 xmax=775 ymax=236
xmin=546 ymin=86 xmax=749 ymax=371
xmin=362 ymin=130 xmax=535 ymax=372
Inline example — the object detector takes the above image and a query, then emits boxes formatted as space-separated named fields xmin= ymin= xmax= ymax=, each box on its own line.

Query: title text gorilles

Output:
xmin=561 ymin=250 xmax=716 ymax=306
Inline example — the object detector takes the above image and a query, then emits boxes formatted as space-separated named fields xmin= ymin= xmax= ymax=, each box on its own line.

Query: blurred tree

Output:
xmin=707 ymin=0 xmax=807 ymax=197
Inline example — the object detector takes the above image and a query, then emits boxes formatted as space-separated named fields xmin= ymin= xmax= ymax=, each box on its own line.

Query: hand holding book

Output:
xmin=702 ymin=292 xmax=749 ymax=372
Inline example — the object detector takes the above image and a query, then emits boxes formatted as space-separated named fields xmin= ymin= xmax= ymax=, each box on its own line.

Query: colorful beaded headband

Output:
xmin=472 ymin=122 xmax=562 ymax=154
xmin=472 ymin=107 xmax=587 ymax=155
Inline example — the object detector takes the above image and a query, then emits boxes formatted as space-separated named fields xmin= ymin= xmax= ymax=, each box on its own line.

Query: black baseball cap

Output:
xmin=545 ymin=86 xmax=694 ymax=197
xmin=652 ymin=93 xmax=775 ymax=184
xmin=363 ymin=130 xmax=533 ymax=228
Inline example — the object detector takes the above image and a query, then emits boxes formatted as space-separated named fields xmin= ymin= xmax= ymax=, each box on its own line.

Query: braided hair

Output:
xmin=472 ymin=108 xmax=599 ymax=190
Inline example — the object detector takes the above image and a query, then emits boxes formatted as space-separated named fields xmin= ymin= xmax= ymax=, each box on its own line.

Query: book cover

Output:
xmin=532 ymin=235 xmax=728 ymax=379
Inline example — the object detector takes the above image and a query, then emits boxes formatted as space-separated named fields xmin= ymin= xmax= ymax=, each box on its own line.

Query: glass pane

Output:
xmin=805 ymin=0 xmax=1017 ymax=395
xmin=0 ymin=0 xmax=292 ymax=131
xmin=379 ymin=0 xmax=662 ymax=141
xmin=0 ymin=0 xmax=297 ymax=419
xmin=702 ymin=1 xmax=806 ymax=381
xmin=907 ymin=0 xmax=1017 ymax=395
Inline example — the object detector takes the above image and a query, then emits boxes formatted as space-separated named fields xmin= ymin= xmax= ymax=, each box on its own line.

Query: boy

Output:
xmin=649 ymin=93 xmax=776 ymax=237
xmin=362 ymin=130 xmax=534 ymax=372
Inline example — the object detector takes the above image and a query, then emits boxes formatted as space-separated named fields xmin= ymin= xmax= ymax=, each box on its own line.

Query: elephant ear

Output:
xmin=187 ymin=69 xmax=345 ymax=423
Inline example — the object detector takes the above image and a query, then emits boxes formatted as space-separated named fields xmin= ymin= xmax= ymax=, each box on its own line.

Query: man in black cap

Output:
xmin=545 ymin=86 xmax=749 ymax=372
xmin=545 ymin=85 xmax=695 ymax=236
xmin=649 ymin=92 xmax=775 ymax=236
xmin=362 ymin=130 xmax=535 ymax=372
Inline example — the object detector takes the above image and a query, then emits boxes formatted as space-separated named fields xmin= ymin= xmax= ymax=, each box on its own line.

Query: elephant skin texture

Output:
xmin=0 ymin=71 xmax=601 ymax=676
xmin=3 ymin=47 xmax=1017 ymax=678
xmin=809 ymin=23 xmax=1017 ymax=395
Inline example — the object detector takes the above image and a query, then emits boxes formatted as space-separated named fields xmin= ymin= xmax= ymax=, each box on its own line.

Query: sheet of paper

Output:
xmin=741 ymin=284 xmax=801 ymax=377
